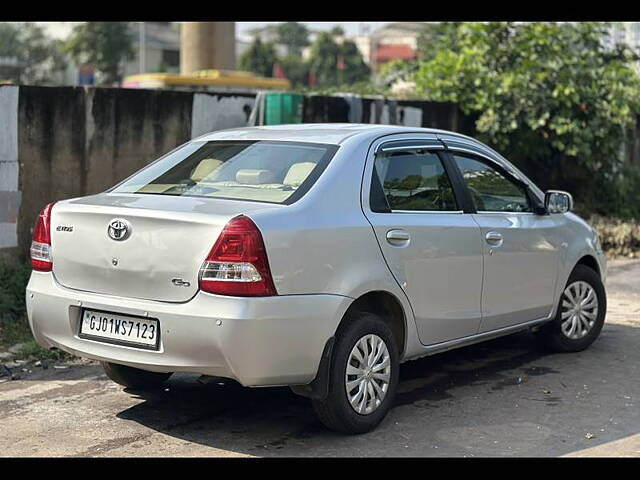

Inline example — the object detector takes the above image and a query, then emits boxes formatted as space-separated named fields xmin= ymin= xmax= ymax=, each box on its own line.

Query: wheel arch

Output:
xmin=339 ymin=290 xmax=407 ymax=358
xmin=575 ymin=254 xmax=601 ymax=278
xmin=290 ymin=289 xmax=407 ymax=401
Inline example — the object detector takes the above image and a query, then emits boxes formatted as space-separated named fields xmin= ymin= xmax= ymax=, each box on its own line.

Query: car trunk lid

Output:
xmin=50 ymin=193 xmax=281 ymax=302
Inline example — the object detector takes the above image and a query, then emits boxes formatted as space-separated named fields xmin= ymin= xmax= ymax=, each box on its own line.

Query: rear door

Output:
xmin=446 ymin=147 xmax=563 ymax=332
xmin=362 ymin=135 xmax=484 ymax=346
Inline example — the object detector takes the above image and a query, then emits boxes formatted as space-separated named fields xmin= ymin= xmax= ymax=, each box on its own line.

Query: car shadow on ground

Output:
xmin=114 ymin=329 xmax=570 ymax=455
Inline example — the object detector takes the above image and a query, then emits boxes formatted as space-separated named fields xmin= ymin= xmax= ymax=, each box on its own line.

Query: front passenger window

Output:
xmin=374 ymin=150 xmax=458 ymax=212
xmin=452 ymin=154 xmax=532 ymax=213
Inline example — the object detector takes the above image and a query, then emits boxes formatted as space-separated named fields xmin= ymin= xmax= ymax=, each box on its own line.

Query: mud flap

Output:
xmin=289 ymin=336 xmax=335 ymax=401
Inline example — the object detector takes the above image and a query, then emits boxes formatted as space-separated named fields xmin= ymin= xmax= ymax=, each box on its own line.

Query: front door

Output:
xmin=363 ymin=139 xmax=484 ymax=345
xmin=449 ymin=152 xmax=563 ymax=332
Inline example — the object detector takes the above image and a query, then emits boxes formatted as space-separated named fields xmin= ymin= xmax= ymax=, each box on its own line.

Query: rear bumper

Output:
xmin=26 ymin=272 xmax=350 ymax=387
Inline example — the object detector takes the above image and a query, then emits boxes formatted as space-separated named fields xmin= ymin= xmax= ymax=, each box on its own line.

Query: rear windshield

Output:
xmin=112 ymin=140 xmax=339 ymax=204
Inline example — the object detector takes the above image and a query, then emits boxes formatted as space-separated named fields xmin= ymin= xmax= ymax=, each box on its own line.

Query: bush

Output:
xmin=589 ymin=215 xmax=640 ymax=258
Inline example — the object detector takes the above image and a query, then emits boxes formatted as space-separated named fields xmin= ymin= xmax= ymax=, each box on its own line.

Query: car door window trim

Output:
xmin=445 ymin=146 xmax=528 ymax=185
xmin=377 ymin=144 xmax=446 ymax=153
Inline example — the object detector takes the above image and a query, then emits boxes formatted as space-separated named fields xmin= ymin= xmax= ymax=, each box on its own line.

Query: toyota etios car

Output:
xmin=27 ymin=124 xmax=606 ymax=434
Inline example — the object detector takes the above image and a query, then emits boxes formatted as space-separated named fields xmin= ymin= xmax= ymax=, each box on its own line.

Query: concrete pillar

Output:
xmin=180 ymin=22 xmax=236 ymax=74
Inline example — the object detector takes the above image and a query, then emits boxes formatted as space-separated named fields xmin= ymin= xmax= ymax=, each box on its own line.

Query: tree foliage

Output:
xmin=238 ymin=37 xmax=278 ymax=78
xmin=64 ymin=22 xmax=134 ymax=85
xmin=308 ymin=32 xmax=370 ymax=87
xmin=339 ymin=39 xmax=370 ymax=85
xmin=406 ymin=22 xmax=640 ymax=216
xmin=308 ymin=32 xmax=342 ymax=86
xmin=279 ymin=54 xmax=309 ymax=87
xmin=276 ymin=22 xmax=309 ymax=56
xmin=241 ymin=26 xmax=371 ymax=88
xmin=0 ymin=23 xmax=67 ymax=85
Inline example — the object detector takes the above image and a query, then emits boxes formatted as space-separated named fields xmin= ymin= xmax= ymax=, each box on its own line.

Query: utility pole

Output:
xmin=139 ymin=22 xmax=146 ymax=73
xmin=180 ymin=22 xmax=236 ymax=74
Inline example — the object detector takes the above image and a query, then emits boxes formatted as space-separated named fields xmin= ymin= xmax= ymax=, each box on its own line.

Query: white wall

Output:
xmin=191 ymin=93 xmax=255 ymax=138
xmin=0 ymin=86 xmax=20 ymax=249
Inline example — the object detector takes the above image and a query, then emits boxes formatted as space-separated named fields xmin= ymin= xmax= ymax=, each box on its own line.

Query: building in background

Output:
xmin=365 ymin=23 xmax=427 ymax=72
xmin=122 ymin=22 xmax=180 ymax=77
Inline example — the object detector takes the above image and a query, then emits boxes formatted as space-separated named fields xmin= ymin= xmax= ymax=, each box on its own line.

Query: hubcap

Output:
xmin=345 ymin=334 xmax=391 ymax=415
xmin=560 ymin=280 xmax=599 ymax=340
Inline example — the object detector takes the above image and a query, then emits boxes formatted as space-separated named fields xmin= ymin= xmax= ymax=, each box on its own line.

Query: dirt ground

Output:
xmin=1 ymin=259 xmax=639 ymax=457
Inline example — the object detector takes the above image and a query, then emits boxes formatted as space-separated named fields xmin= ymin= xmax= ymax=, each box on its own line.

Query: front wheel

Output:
xmin=101 ymin=361 xmax=173 ymax=390
xmin=312 ymin=312 xmax=399 ymax=434
xmin=535 ymin=264 xmax=606 ymax=353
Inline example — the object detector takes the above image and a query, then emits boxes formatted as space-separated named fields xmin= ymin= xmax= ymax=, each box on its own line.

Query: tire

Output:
xmin=535 ymin=264 xmax=606 ymax=353
xmin=312 ymin=312 xmax=399 ymax=434
xmin=101 ymin=361 xmax=172 ymax=390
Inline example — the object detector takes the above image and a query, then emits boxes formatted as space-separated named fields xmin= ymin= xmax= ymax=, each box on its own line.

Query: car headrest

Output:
xmin=235 ymin=169 xmax=275 ymax=185
xmin=283 ymin=162 xmax=316 ymax=187
xmin=191 ymin=158 xmax=223 ymax=182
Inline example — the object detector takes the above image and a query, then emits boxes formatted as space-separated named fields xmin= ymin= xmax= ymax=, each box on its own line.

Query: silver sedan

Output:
xmin=26 ymin=124 xmax=607 ymax=433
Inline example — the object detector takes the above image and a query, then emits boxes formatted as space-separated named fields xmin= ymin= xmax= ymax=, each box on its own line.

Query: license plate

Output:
xmin=79 ymin=309 xmax=160 ymax=350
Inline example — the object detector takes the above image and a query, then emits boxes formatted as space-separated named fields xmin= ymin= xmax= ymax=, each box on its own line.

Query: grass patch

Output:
xmin=0 ymin=261 xmax=33 ymax=347
xmin=0 ymin=260 xmax=74 ymax=361
xmin=16 ymin=340 xmax=73 ymax=362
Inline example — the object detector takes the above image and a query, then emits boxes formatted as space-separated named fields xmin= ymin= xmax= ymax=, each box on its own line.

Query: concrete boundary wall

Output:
xmin=1 ymin=86 xmax=472 ymax=261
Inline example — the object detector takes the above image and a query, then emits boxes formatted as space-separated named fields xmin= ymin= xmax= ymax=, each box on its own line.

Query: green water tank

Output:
xmin=264 ymin=92 xmax=303 ymax=125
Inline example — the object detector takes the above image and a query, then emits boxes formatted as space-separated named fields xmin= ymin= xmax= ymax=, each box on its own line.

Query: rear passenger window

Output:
xmin=373 ymin=150 xmax=458 ymax=212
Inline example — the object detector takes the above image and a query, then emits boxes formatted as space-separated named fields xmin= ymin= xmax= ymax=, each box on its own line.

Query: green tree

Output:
xmin=339 ymin=39 xmax=370 ymax=85
xmin=238 ymin=37 xmax=278 ymax=78
xmin=405 ymin=22 xmax=640 ymax=216
xmin=308 ymin=32 xmax=341 ymax=86
xmin=65 ymin=22 xmax=134 ymax=85
xmin=280 ymin=54 xmax=309 ymax=87
xmin=276 ymin=22 xmax=309 ymax=56
xmin=308 ymin=31 xmax=370 ymax=87
xmin=416 ymin=22 xmax=455 ymax=61
xmin=0 ymin=22 xmax=67 ymax=84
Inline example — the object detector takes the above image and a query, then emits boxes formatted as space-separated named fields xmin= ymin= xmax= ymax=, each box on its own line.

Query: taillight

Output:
xmin=31 ymin=202 xmax=56 ymax=272
xmin=199 ymin=215 xmax=277 ymax=297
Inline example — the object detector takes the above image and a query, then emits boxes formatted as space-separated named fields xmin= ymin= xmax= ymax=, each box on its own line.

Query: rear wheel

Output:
xmin=101 ymin=361 xmax=172 ymax=390
xmin=312 ymin=312 xmax=399 ymax=434
xmin=535 ymin=264 xmax=606 ymax=353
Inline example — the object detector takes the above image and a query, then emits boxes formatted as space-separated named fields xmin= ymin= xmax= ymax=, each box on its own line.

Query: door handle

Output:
xmin=386 ymin=229 xmax=410 ymax=244
xmin=485 ymin=231 xmax=503 ymax=246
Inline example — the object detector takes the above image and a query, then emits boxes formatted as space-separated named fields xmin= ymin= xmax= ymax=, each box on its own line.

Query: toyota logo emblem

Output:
xmin=107 ymin=219 xmax=131 ymax=241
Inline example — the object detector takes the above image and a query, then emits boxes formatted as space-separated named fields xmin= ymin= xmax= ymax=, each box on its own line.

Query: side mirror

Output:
xmin=545 ymin=190 xmax=573 ymax=214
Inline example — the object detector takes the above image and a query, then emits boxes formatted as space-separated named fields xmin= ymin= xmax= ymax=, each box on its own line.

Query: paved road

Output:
xmin=1 ymin=260 xmax=639 ymax=457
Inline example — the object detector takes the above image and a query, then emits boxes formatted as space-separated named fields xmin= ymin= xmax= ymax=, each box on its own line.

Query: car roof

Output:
xmin=193 ymin=123 xmax=475 ymax=145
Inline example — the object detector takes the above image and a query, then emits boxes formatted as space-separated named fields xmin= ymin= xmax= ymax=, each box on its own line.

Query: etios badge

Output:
xmin=107 ymin=219 xmax=131 ymax=241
